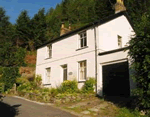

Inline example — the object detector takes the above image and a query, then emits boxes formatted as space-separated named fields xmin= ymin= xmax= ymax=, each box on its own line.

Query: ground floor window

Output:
xmin=45 ymin=67 xmax=51 ymax=84
xmin=61 ymin=64 xmax=67 ymax=81
xmin=79 ymin=60 xmax=87 ymax=81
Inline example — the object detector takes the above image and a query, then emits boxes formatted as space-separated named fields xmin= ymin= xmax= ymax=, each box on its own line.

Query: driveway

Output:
xmin=1 ymin=96 xmax=77 ymax=117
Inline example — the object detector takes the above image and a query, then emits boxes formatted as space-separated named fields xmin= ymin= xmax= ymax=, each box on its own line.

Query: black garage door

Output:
xmin=102 ymin=61 xmax=130 ymax=97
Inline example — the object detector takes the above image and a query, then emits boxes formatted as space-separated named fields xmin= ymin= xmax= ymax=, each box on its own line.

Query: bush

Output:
xmin=16 ymin=75 xmax=42 ymax=92
xmin=16 ymin=77 xmax=29 ymax=85
xmin=117 ymin=107 xmax=148 ymax=117
xmin=34 ymin=75 xmax=42 ymax=87
xmin=60 ymin=80 xmax=78 ymax=93
xmin=0 ymin=67 xmax=20 ymax=91
xmin=50 ymin=88 xmax=58 ymax=97
xmin=0 ymin=83 xmax=4 ymax=93
xmin=82 ymin=78 xmax=95 ymax=93
xmin=17 ymin=82 xmax=32 ymax=92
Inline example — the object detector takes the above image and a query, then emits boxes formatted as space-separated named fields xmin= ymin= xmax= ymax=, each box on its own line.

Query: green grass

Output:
xmin=117 ymin=107 xmax=148 ymax=117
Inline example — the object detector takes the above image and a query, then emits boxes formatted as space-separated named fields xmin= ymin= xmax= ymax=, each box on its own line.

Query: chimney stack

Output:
xmin=115 ymin=0 xmax=126 ymax=13
xmin=69 ymin=24 xmax=71 ymax=30
xmin=60 ymin=22 xmax=65 ymax=36
xmin=60 ymin=22 xmax=71 ymax=36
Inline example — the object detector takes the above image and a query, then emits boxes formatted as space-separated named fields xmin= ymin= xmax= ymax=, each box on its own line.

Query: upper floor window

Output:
xmin=46 ymin=44 xmax=52 ymax=58
xmin=118 ymin=35 xmax=122 ymax=48
xmin=79 ymin=31 xmax=87 ymax=48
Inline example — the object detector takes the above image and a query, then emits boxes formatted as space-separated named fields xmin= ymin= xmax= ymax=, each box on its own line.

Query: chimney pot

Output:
xmin=69 ymin=24 xmax=71 ymax=30
xmin=115 ymin=0 xmax=126 ymax=13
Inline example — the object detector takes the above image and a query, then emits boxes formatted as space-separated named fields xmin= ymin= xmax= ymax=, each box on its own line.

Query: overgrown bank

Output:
xmin=6 ymin=76 xmax=95 ymax=104
xmin=2 ymin=75 xmax=149 ymax=116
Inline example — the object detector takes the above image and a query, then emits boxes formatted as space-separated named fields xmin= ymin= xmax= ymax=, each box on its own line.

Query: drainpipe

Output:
xmin=93 ymin=23 xmax=98 ymax=94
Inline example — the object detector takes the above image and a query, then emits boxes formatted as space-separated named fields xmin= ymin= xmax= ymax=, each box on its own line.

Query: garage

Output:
xmin=102 ymin=61 xmax=130 ymax=97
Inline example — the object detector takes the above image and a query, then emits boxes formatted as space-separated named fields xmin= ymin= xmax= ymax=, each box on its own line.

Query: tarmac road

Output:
xmin=1 ymin=96 xmax=77 ymax=117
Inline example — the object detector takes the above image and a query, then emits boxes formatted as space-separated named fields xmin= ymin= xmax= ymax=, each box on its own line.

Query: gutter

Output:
xmin=93 ymin=23 xmax=98 ymax=94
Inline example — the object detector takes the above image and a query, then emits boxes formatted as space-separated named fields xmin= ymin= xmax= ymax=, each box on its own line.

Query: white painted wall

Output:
xmin=36 ymin=14 xmax=135 ymax=90
xmin=36 ymin=28 xmax=96 ymax=88
xmin=98 ymin=15 xmax=134 ymax=51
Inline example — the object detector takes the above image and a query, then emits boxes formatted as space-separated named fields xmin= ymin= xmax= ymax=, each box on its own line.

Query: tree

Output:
xmin=31 ymin=8 xmax=48 ymax=49
xmin=0 ymin=7 xmax=11 ymax=42
xmin=128 ymin=13 xmax=150 ymax=110
xmin=0 ymin=8 xmax=26 ymax=91
xmin=15 ymin=10 xmax=32 ymax=50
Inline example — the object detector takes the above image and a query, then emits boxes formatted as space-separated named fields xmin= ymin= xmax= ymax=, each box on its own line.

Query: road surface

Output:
xmin=1 ymin=96 xmax=77 ymax=117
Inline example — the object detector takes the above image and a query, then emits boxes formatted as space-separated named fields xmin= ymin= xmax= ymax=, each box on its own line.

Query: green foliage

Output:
xmin=17 ymin=75 xmax=42 ymax=92
xmin=0 ymin=7 xmax=11 ymax=41
xmin=50 ymin=88 xmax=58 ymax=97
xmin=82 ymin=78 xmax=95 ymax=93
xmin=0 ymin=83 xmax=4 ymax=93
xmin=128 ymin=12 xmax=150 ymax=109
xmin=34 ymin=75 xmax=42 ymax=87
xmin=0 ymin=67 xmax=20 ymax=91
xmin=117 ymin=107 xmax=148 ymax=117
xmin=17 ymin=82 xmax=31 ymax=92
xmin=31 ymin=8 xmax=48 ymax=49
xmin=15 ymin=10 xmax=33 ymax=50
xmin=0 ymin=43 xmax=26 ymax=67
xmin=16 ymin=77 xmax=29 ymax=85
xmin=60 ymin=80 xmax=78 ymax=93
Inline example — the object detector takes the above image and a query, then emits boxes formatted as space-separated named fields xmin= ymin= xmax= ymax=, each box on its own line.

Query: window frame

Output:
xmin=61 ymin=64 xmax=68 ymax=81
xmin=46 ymin=44 xmax=52 ymax=59
xmin=78 ymin=31 xmax=87 ymax=49
xmin=118 ymin=35 xmax=122 ymax=48
xmin=45 ymin=67 xmax=51 ymax=85
xmin=78 ymin=60 xmax=87 ymax=81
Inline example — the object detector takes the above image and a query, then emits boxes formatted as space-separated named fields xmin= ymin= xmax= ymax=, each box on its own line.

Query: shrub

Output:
xmin=16 ymin=77 xmax=29 ymax=85
xmin=50 ymin=88 xmax=58 ymax=97
xmin=117 ymin=107 xmax=148 ymax=117
xmin=17 ymin=82 xmax=33 ymax=92
xmin=34 ymin=75 xmax=42 ymax=87
xmin=0 ymin=83 xmax=4 ymax=93
xmin=40 ymin=88 xmax=50 ymax=93
xmin=0 ymin=67 xmax=20 ymax=91
xmin=60 ymin=80 xmax=78 ymax=93
xmin=82 ymin=78 xmax=95 ymax=93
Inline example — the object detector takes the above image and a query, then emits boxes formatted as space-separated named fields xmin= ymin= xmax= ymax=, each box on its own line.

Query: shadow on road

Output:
xmin=0 ymin=101 xmax=21 ymax=117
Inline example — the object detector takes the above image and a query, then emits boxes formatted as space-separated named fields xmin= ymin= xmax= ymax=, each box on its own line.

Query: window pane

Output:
xmin=79 ymin=61 xmax=86 ymax=80
xmin=118 ymin=35 xmax=122 ymax=48
xmin=84 ymin=67 xmax=86 ymax=80
xmin=64 ymin=68 xmax=67 ymax=81
xmin=79 ymin=31 xmax=87 ymax=48
xmin=84 ymin=33 xmax=86 ymax=37
xmin=62 ymin=65 xmax=67 ymax=81
xmin=47 ymin=45 xmax=52 ymax=58
xmin=46 ymin=68 xmax=51 ymax=83
xmin=80 ymin=34 xmax=83 ymax=38
xmin=81 ymin=39 xmax=84 ymax=47
xmin=84 ymin=38 xmax=87 ymax=46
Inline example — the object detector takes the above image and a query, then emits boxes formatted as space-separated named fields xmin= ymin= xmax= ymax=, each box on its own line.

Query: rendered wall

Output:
xmin=36 ymin=14 xmax=135 ymax=90
xmin=98 ymin=15 xmax=134 ymax=51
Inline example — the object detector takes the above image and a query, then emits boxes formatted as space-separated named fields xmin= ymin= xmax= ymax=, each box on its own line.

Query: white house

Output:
xmin=36 ymin=0 xmax=136 ymax=97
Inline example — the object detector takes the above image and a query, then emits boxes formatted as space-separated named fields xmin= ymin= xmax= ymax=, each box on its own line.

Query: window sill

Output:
xmin=78 ymin=80 xmax=86 ymax=83
xmin=43 ymin=83 xmax=51 ymax=86
xmin=45 ymin=57 xmax=52 ymax=60
xmin=76 ymin=46 xmax=88 ymax=51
